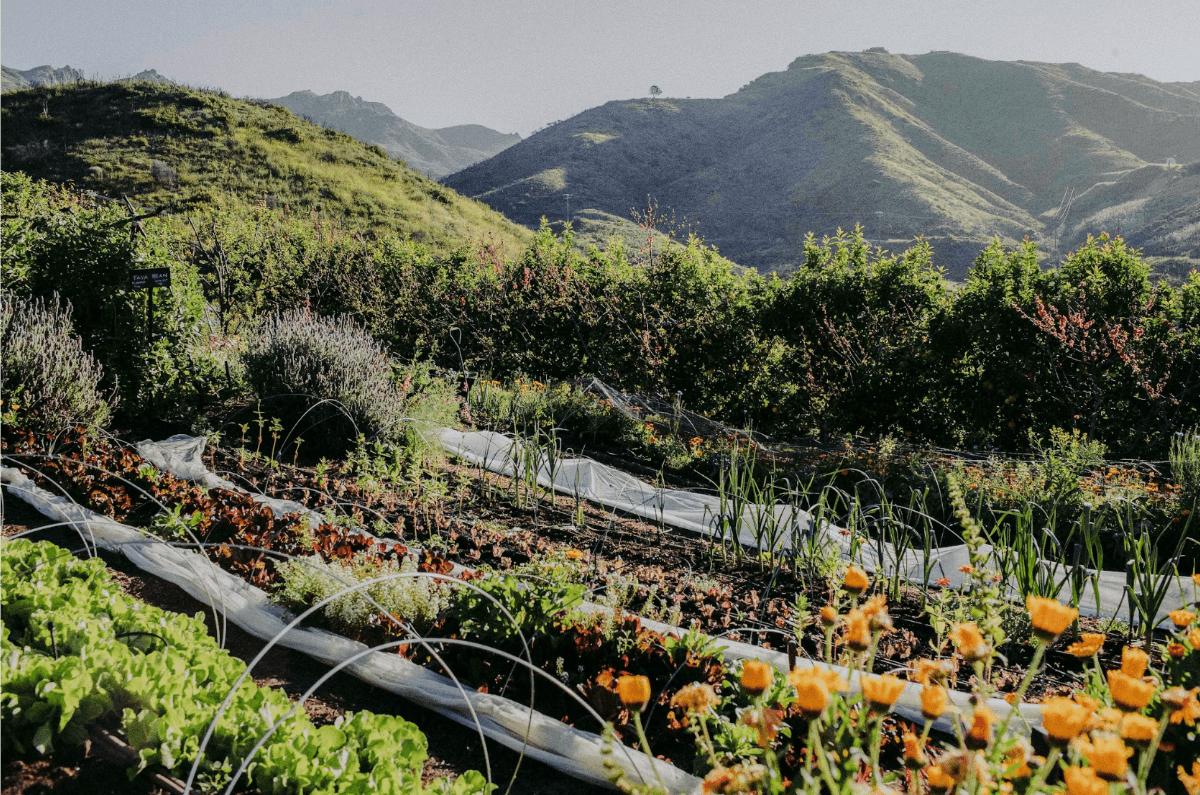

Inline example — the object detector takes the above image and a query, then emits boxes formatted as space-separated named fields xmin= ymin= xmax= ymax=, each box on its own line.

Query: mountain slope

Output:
xmin=271 ymin=90 xmax=520 ymax=178
xmin=0 ymin=81 xmax=532 ymax=254
xmin=445 ymin=51 xmax=1200 ymax=277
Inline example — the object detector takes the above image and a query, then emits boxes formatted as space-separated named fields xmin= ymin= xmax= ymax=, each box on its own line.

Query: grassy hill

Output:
xmin=270 ymin=90 xmax=520 ymax=178
xmin=0 ymin=81 xmax=533 ymax=254
xmin=444 ymin=51 xmax=1200 ymax=279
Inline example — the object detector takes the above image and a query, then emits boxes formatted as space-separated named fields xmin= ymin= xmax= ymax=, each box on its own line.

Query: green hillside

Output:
xmin=0 ymin=81 xmax=533 ymax=253
xmin=444 ymin=51 xmax=1200 ymax=279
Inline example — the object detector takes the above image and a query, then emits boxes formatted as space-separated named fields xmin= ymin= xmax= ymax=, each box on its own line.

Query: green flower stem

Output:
xmin=1025 ymin=747 xmax=1062 ymax=794
xmin=631 ymin=710 xmax=667 ymax=793
xmin=1135 ymin=712 xmax=1172 ymax=790
xmin=990 ymin=640 xmax=1046 ymax=760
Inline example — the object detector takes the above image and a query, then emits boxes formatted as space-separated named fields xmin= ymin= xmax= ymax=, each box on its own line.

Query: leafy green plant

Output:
xmin=0 ymin=539 xmax=489 ymax=794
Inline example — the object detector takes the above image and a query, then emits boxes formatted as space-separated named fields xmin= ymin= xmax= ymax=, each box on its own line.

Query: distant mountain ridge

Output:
xmin=2 ymin=64 xmax=85 ymax=92
xmin=270 ymin=90 xmax=520 ymax=178
xmin=444 ymin=50 xmax=1200 ymax=279
xmin=2 ymin=65 xmax=174 ymax=92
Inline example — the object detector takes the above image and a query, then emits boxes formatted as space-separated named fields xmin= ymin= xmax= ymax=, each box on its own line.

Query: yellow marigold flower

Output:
xmin=1026 ymin=595 xmax=1078 ymax=641
xmin=843 ymin=566 xmax=870 ymax=595
xmin=820 ymin=605 xmax=838 ymax=627
xmin=1041 ymin=697 xmax=1091 ymax=745
xmin=925 ymin=764 xmax=957 ymax=791
xmin=1120 ymin=713 xmax=1159 ymax=744
xmin=1063 ymin=766 xmax=1109 ymax=795
xmin=1179 ymin=760 xmax=1200 ymax=795
xmin=1076 ymin=735 xmax=1132 ymax=782
xmin=860 ymin=674 xmax=905 ymax=713
xmin=740 ymin=660 xmax=774 ymax=696
xmin=1064 ymin=632 xmax=1105 ymax=658
xmin=1121 ymin=646 xmax=1149 ymax=678
xmin=617 ymin=675 xmax=651 ymax=711
xmin=671 ymin=682 xmax=719 ymax=714
xmin=903 ymin=731 xmax=927 ymax=769
xmin=949 ymin=622 xmax=991 ymax=663
xmin=1170 ymin=609 xmax=1198 ymax=629
xmin=843 ymin=609 xmax=872 ymax=651
xmin=921 ymin=685 xmax=949 ymax=722
xmin=1106 ymin=669 xmax=1156 ymax=712
xmin=788 ymin=668 xmax=830 ymax=720
xmin=964 ymin=704 xmax=996 ymax=750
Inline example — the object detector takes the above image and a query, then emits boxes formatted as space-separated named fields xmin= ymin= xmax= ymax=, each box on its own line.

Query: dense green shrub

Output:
xmin=0 ymin=172 xmax=210 ymax=414
xmin=0 ymin=292 xmax=115 ymax=430
xmin=761 ymin=228 xmax=949 ymax=438
xmin=242 ymin=310 xmax=420 ymax=455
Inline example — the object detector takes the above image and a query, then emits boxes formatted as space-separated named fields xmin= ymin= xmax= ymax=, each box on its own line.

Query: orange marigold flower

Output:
xmin=820 ymin=605 xmax=838 ymax=627
xmin=1192 ymin=572 xmax=1200 ymax=587
xmin=913 ymin=658 xmax=953 ymax=685
xmin=1179 ymin=761 xmax=1200 ymax=795
xmin=1041 ymin=697 xmax=1090 ymax=745
xmin=1063 ymin=766 xmax=1109 ymax=795
xmin=1121 ymin=646 xmax=1149 ymax=678
xmin=860 ymin=674 xmax=906 ymax=713
xmin=843 ymin=609 xmax=872 ymax=651
xmin=1106 ymin=669 xmax=1156 ymax=712
xmin=935 ymin=576 xmax=951 ymax=587
xmin=925 ymin=764 xmax=957 ymax=791
xmin=964 ymin=704 xmax=996 ymax=750
xmin=1076 ymin=735 xmax=1132 ymax=782
xmin=564 ymin=548 xmax=585 ymax=560
xmin=1003 ymin=741 xmax=1033 ymax=779
xmin=1064 ymin=632 xmax=1105 ymax=658
xmin=842 ymin=566 xmax=870 ymax=595
xmin=788 ymin=668 xmax=830 ymax=720
xmin=671 ymin=682 xmax=719 ymax=714
xmin=1167 ymin=687 xmax=1200 ymax=726
xmin=740 ymin=660 xmax=774 ymax=696
xmin=903 ymin=731 xmax=927 ymax=769
xmin=1169 ymin=642 xmax=1188 ymax=659
xmin=702 ymin=764 xmax=765 ymax=794
xmin=1026 ymin=595 xmax=1078 ymax=641
xmin=617 ymin=675 xmax=651 ymax=711
xmin=1190 ymin=628 xmax=1200 ymax=649
xmin=1120 ymin=713 xmax=1159 ymax=744
xmin=921 ymin=685 xmax=949 ymax=722
xmin=949 ymin=622 xmax=991 ymax=663
xmin=1170 ymin=609 xmax=1197 ymax=629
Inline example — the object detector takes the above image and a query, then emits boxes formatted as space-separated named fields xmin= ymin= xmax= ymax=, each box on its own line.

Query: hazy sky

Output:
xmin=4 ymin=0 xmax=1198 ymax=137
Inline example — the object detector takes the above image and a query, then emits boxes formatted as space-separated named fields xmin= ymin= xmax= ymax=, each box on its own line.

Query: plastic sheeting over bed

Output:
xmin=437 ymin=429 xmax=1190 ymax=624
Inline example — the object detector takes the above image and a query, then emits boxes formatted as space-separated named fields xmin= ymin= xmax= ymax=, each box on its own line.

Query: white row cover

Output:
xmin=128 ymin=437 xmax=1043 ymax=738
xmin=437 ymin=429 xmax=1193 ymax=624
xmin=1 ymin=464 xmax=697 ymax=793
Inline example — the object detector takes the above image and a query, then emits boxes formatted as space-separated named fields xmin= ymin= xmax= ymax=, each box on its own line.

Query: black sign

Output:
xmin=129 ymin=267 xmax=171 ymax=290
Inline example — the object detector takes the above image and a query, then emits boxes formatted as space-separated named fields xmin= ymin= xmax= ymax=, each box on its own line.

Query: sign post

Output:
xmin=129 ymin=268 xmax=171 ymax=412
